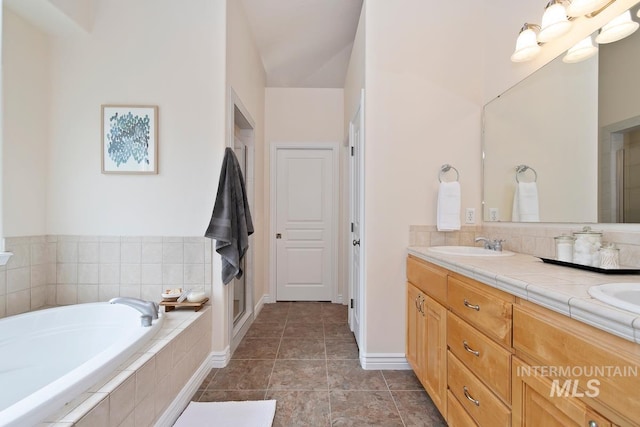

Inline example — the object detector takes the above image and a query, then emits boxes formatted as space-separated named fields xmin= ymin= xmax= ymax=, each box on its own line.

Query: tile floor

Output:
xmin=191 ymin=302 xmax=446 ymax=426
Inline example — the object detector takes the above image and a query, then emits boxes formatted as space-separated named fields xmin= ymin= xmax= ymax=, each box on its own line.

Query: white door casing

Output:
xmin=348 ymin=89 xmax=365 ymax=349
xmin=270 ymin=143 xmax=339 ymax=301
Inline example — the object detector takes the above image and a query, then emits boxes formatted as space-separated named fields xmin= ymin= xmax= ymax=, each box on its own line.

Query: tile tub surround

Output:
xmin=39 ymin=306 xmax=212 ymax=427
xmin=0 ymin=236 xmax=54 ymax=318
xmin=0 ymin=235 xmax=213 ymax=319
xmin=408 ymin=246 xmax=640 ymax=344
xmin=192 ymin=302 xmax=447 ymax=427
xmin=409 ymin=224 xmax=640 ymax=268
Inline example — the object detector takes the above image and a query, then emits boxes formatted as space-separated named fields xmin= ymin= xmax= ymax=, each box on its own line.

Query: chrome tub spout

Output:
xmin=109 ymin=297 xmax=159 ymax=327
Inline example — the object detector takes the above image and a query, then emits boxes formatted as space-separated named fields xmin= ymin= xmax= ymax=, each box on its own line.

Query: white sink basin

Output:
xmin=426 ymin=246 xmax=515 ymax=257
xmin=588 ymin=283 xmax=640 ymax=315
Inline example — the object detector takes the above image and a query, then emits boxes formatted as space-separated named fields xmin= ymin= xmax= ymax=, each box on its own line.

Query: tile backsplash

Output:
xmin=409 ymin=224 xmax=640 ymax=268
xmin=0 ymin=235 xmax=213 ymax=319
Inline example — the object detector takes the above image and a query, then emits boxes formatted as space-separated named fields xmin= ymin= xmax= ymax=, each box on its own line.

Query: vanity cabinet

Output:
xmin=406 ymin=254 xmax=640 ymax=426
xmin=406 ymin=256 xmax=448 ymax=417
xmin=513 ymin=301 xmax=639 ymax=426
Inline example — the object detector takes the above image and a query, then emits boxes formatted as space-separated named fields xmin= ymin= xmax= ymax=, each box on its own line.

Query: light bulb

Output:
xmin=511 ymin=26 xmax=541 ymax=62
xmin=563 ymin=36 xmax=598 ymax=63
xmin=596 ymin=10 xmax=639 ymax=44
xmin=538 ymin=2 xmax=572 ymax=42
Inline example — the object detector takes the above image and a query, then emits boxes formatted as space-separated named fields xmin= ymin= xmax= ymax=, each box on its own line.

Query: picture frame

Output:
xmin=101 ymin=105 xmax=158 ymax=174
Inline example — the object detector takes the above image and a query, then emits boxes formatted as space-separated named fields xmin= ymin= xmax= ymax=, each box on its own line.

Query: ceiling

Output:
xmin=240 ymin=0 xmax=364 ymax=88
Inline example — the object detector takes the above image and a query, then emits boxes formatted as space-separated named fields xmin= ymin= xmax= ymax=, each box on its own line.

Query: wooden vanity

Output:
xmin=406 ymin=254 xmax=640 ymax=427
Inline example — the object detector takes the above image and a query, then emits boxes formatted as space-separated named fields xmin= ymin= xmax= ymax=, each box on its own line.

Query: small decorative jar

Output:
xmin=554 ymin=235 xmax=575 ymax=262
xmin=599 ymin=243 xmax=620 ymax=269
xmin=572 ymin=226 xmax=603 ymax=267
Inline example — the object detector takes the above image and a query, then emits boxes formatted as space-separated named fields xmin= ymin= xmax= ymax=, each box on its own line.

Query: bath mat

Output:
xmin=173 ymin=400 xmax=276 ymax=427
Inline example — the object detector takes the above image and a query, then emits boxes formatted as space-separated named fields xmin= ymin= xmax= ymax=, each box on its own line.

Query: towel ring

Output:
xmin=439 ymin=164 xmax=459 ymax=182
xmin=515 ymin=165 xmax=537 ymax=183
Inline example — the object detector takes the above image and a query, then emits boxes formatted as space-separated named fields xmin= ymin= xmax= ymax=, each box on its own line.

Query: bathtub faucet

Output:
xmin=109 ymin=297 xmax=159 ymax=327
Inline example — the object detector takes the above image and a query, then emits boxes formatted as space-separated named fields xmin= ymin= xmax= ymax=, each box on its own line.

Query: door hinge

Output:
xmin=350 ymin=146 xmax=354 ymax=156
xmin=350 ymin=299 xmax=354 ymax=309
xmin=350 ymin=222 xmax=354 ymax=232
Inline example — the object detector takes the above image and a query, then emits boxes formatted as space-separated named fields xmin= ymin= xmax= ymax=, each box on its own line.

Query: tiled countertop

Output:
xmin=408 ymin=246 xmax=640 ymax=345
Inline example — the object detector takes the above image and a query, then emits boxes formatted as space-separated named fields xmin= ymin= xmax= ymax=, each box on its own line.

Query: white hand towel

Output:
xmin=512 ymin=181 xmax=539 ymax=222
xmin=437 ymin=181 xmax=461 ymax=231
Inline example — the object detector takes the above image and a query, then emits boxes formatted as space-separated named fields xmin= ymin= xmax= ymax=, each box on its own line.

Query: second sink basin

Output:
xmin=588 ymin=283 xmax=640 ymax=315
xmin=427 ymin=246 xmax=514 ymax=257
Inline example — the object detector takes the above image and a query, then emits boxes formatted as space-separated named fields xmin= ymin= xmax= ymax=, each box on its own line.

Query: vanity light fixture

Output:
xmin=562 ymin=35 xmax=599 ymax=62
xmin=511 ymin=23 xmax=542 ymax=62
xmin=595 ymin=9 xmax=639 ymax=43
xmin=538 ymin=0 xmax=573 ymax=42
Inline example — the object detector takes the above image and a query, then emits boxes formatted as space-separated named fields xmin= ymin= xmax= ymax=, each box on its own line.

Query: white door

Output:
xmin=275 ymin=147 xmax=337 ymax=301
xmin=349 ymin=94 xmax=364 ymax=347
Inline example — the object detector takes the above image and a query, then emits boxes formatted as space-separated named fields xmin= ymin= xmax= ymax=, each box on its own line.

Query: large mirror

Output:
xmin=483 ymin=2 xmax=640 ymax=223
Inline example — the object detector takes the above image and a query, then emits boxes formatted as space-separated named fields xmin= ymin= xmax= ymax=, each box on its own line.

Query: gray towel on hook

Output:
xmin=205 ymin=147 xmax=254 ymax=284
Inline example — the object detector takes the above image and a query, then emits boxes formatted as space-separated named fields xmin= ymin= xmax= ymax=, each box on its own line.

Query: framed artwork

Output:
xmin=101 ymin=105 xmax=158 ymax=174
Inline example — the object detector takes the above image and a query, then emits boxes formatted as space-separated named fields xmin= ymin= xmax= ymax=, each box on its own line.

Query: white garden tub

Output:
xmin=0 ymin=302 xmax=163 ymax=427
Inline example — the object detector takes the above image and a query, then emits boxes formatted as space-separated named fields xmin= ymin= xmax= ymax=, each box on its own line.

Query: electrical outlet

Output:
xmin=465 ymin=208 xmax=476 ymax=224
xmin=489 ymin=208 xmax=499 ymax=222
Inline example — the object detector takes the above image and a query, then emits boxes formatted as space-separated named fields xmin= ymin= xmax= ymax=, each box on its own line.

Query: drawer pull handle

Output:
xmin=419 ymin=297 xmax=425 ymax=317
xmin=415 ymin=296 xmax=421 ymax=312
xmin=463 ymin=386 xmax=480 ymax=406
xmin=463 ymin=299 xmax=480 ymax=311
xmin=588 ymin=422 xmax=598 ymax=427
xmin=463 ymin=340 xmax=480 ymax=357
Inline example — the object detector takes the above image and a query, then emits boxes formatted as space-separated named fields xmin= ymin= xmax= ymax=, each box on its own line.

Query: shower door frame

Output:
xmin=227 ymin=87 xmax=256 ymax=351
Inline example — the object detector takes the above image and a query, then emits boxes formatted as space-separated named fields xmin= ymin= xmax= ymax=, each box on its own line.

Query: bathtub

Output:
xmin=0 ymin=302 xmax=163 ymax=427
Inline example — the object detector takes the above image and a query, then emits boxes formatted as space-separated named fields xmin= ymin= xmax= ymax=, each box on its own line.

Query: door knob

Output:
xmin=352 ymin=240 xmax=360 ymax=246
xmin=276 ymin=233 xmax=282 ymax=239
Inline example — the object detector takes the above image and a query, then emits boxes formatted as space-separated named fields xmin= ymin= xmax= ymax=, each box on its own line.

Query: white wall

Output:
xmin=360 ymin=0 xmax=485 ymax=355
xmin=2 ymin=8 xmax=49 ymax=237
xmin=45 ymin=0 xmax=227 ymax=237
xmin=344 ymin=3 xmax=365 ymax=134
xmin=264 ymin=87 xmax=345 ymax=301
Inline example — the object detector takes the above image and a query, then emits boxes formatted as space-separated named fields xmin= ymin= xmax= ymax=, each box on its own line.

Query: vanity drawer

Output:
xmin=447 ymin=311 xmax=512 ymax=404
xmin=448 ymin=274 xmax=513 ymax=348
xmin=448 ymin=351 xmax=511 ymax=427
xmin=447 ymin=390 xmax=478 ymax=427
xmin=407 ymin=255 xmax=447 ymax=305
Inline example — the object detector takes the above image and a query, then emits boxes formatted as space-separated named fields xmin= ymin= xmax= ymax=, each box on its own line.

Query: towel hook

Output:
xmin=515 ymin=164 xmax=537 ymax=183
xmin=439 ymin=164 xmax=460 ymax=183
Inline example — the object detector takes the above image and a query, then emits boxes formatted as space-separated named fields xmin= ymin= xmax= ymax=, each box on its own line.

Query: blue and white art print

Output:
xmin=101 ymin=105 xmax=158 ymax=174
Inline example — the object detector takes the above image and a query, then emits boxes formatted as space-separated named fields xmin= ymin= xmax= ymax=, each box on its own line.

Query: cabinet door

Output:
xmin=423 ymin=294 xmax=447 ymax=417
xmin=512 ymin=357 xmax=613 ymax=427
xmin=406 ymin=282 xmax=422 ymax=376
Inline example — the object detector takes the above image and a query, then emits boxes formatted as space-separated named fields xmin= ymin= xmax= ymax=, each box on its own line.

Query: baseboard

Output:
xmin=359 ymin=353 xmax=411 ymax=370
xmin=254 ymin=293 xmax=269 ymax=317
xmin=210 ymin=346 xmax=231 ymax=368
xmin=155 ymin=353 xmax=213 ymax=427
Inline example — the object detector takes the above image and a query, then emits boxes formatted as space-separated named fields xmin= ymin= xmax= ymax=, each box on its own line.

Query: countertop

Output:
xmin=408 ymin=246 xmax=640 ymax=344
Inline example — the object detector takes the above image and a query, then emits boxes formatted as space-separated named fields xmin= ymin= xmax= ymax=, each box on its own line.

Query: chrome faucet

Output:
xmin=475 ymin=237 xmax=505 ymax=251
xmin=109 ymin=297 xmax=159 ymax=327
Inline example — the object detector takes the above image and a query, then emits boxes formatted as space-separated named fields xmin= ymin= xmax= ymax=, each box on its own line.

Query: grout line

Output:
xmin=264 ymin=308 xmax=287 ymax=400
xmin=324 ymin=317 xmax=333 ymax=426
xmin=382 ymin=371 xmax=407 ymax=427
